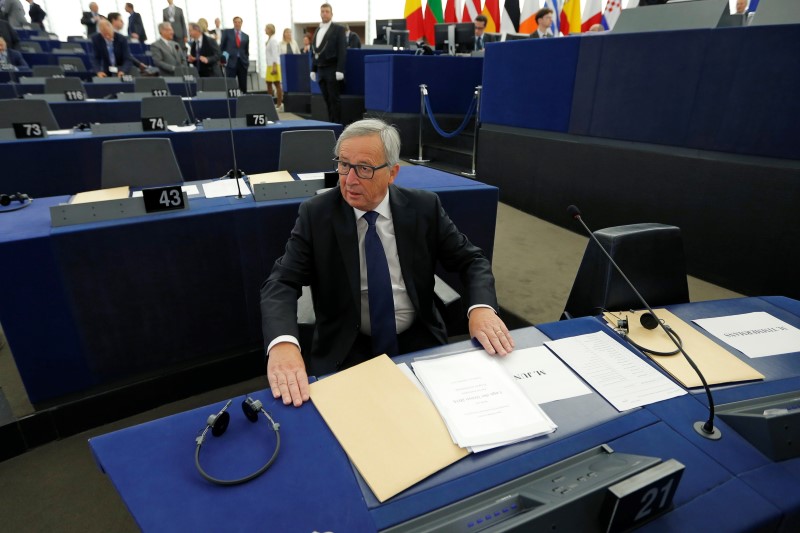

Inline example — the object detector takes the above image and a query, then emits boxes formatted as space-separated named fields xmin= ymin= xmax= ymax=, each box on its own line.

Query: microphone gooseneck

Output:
xmin=567 ymin=205 xmax=721 ymax=440
xmin=221 ymin=56 xmax=244 ymax=199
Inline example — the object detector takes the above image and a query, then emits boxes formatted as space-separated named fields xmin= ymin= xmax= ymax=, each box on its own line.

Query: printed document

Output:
xmin=694 ymin=312 xmax=800 ymax=358
xmin=201 ymin=178 xmax=251 ymax=198
xmin=545 ymin=331 xmax=686 ymax=411
xmin=411 ymin=350 xmax=556 ymax=449
xmin=493 ymin=346 xmax=592 ymax=405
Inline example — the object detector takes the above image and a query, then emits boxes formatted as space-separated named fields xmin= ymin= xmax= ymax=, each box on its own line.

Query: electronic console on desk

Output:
xmin=384 ymin=445 xmax=684 ymax=533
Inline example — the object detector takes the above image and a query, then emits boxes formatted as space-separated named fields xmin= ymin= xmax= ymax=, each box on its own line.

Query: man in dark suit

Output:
xmin=529 ymin=8 xmax=555 ymax=39
xmin=81 ymin=2 xmax=101 ymax=36
xmin=25 ymin=0 xmax=46 ymax=31
xmin=163 ymin=0 xmax=187 ymax=50
xmin=310 ymin=3 xmax=347 ymax=123
xmin=125 ymin=3 xmax=147 ymax=42
xmin=187 ymin=22 xmax=221 ymax=78
xmin=219 ymin=16 xmax=249 ymax=93
xmin=0 ymin=19 xmax=19 ymax=50
xmin=261 ymin=119 xmax=514 ymax=406
xmin=0 ymin=36 xmax=27 ymax=68
xmin=345 ymin=24 xmax=361 ymax=48
xmin=91 ymin=19 xmax=134 ymax=77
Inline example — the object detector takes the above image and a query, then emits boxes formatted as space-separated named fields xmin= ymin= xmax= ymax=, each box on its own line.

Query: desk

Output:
xmin=0 ymin=167 xmax=498 ymax=404
xmin=47 ymin=98 xmax=236 ymax=129
xmin=89 ymin=297 xmax=800 ymax=531
xmin=0 ymin=119 xmax=338 ymax=197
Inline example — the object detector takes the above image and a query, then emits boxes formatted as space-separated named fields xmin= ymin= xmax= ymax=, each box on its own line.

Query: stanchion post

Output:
xmin=462 ymin=85 xmax=481 ymax=178
xmin=409 ymin=84 xmax=430 ymax=164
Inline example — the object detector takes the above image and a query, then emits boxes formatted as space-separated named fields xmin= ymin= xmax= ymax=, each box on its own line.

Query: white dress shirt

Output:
xmin=315 ymin=21 xmax=331 ymax=47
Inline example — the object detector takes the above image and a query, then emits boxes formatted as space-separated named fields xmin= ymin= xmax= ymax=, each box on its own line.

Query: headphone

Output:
xmin=194 ymin=396 xmax=281 ymax=486
xmin=609 ymin=310 xmax=683 ymax=356
xmin=0 ymin=192 xmax=32 ymax=212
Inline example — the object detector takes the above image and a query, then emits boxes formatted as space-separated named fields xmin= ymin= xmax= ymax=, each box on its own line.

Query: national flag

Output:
xmin=463 ymin=0 xmax=481 ymax=23
xmin=404 ymin=0 xmax=425 ymax=41
xmin=501 ymin=0 xmax=521 ymax=33
xmin=601 ymin=0 xmax=623 ymax=30
xmin=482 ymin=0 xmax=500 ymax=32
xmin=519 ymin=0 xmax=539 ymax=34
xmin=444 ymin=0 xmax=459 ymax=23
xmin=559 ymin=0 xmax=581 ymax=35
xmin=545 ymin=0 xmax=560 ymax=36
xmin=581 ymin=0 xmax=602 ymax=32
xmin=424 ymin=0 xmax=445 ymax=45
xmin=749 ymin=0 xmax=761 ymax=11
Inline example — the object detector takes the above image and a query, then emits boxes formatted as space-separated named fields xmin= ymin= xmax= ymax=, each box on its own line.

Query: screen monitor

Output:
xmin=387 ymin=29 xmax=410 ymax=49
xmin=453 ymin=22 xmax=476 ymax=54
xmin=433 ymin=23 xmax=451 ymax=52
xmin=505 ymin=32 xmax=530 ymax=41
xmin=375 ymin=19 xmax=407 ymax=43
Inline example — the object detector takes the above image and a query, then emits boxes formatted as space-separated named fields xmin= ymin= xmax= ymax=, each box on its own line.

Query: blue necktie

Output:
xmin=363 ymin=211 xmax=398 ymax=357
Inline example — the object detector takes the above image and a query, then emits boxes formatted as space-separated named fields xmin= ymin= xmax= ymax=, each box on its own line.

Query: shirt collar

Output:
xmin=353 ymin=189 xmax=392 ymax=222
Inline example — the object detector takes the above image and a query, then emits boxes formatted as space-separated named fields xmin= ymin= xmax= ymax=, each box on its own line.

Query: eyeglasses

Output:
xmin=332 ymin=158 xmax=389 ymax=180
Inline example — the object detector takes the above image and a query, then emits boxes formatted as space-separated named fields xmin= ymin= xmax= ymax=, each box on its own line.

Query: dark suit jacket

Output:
xmin=4 ymin=48 xmax=28 ymax=67
xmin=0 ymin=19 xmax=19 ymax=50
xmin=127 ymin=12 xmax=147 ymax=42
xmin=190 ymin=36 xmax=222 ymax=77
xmin=81 ymin=11 xmax=100 ymax=36
xmin=219 ymin=28 xmax=249 ymax=70
xmin=347 ymin=32 xmax=361 ymax=49
xmin=28 ymin=2 xmax=46 ymax=29
xmin=310 ymin=23 xmax=347 ymax=73
xmin=90 ymin=32 xmax=134 ymax=75
xmin=260 ymin=185 xmax=498 ymax=377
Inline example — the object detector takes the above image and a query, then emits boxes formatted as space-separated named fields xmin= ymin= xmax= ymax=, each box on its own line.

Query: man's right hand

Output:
xmin=267 ymin=342 xmax=310 ymax=407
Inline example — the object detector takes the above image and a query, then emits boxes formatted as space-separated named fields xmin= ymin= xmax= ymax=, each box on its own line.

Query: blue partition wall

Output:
xmin=365 ymin=54 xmax=483 ymax=114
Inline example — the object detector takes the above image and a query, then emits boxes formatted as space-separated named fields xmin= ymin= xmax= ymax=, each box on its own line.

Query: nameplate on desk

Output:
xmin=228 ymin=88 xmax=242 ymax=98
xmin=600 ymin=459 xmax=684 ymax=533
xmin=64 ymin=90 xmax=85 ymax=101
xmin=245 ymin=113 xmax=267 ymax=127
xmin=62 ymin=63 xmax=76 ymax=72
xmin=12 ymin=122 xmax=45 ymax=139
xmin=151 ymin=89 xmax=169 ymax=97
xmin=142 ymin=186 xmax=186 ymax=213
xmin=122 ymin=74 xmax=134 ymax=82
xmin=183 ymin=74 xmax=195 ymax=82
xmin=142 ymin=116 xmax=167 ymax=131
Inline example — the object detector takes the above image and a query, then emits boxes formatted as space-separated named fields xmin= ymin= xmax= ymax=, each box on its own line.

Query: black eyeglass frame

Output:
xmin=332 ymin=158 xmax=389 ymax=180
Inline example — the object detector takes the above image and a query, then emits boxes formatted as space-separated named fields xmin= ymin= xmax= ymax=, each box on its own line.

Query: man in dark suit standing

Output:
xmin=0 ymin=19 xmax=19 ymax=50
xmin=163 ymin=0 xmax=187 ymax=50
xmin=187 ymin=22 xmax=221 ymax=78
xmin=261 ymin=118 xmax=514 ymax=406
xmin=219 ymin=16 xmax=249 ymax=93
xmin=125 ymin=3 xmax=147 ymax=42
xmin=81 ymin=2 xmax=101 ymax=36
xmin=91 ymin=19 xmax=134 ymax=77
xmin=310 ymin=3 xmax=347 ymax=123
xmin=529 ymin=8 xmax=555 ymax=39
xmin=25 ymin=0 xmax=46 ymax=31
xmin=345 ymin=24 xmax=361 ymax=48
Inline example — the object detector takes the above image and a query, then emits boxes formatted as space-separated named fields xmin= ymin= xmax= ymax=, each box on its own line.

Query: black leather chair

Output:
xmin=562 ymin=223 xmax=690 ymax=319
xmin=101 ymin=138 xmax=184 ymax=189
xmin=278 ymin=129 xmax=336 ymax=173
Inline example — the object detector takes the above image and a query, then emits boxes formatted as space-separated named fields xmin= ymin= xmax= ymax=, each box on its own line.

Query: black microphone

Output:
xmin=567 ymin=205 xmax=721 ymax=440
xmin=220 ymin=55 xmax=244 ymax=199
xmin=176 ymin=43 xmax=198 ymax=125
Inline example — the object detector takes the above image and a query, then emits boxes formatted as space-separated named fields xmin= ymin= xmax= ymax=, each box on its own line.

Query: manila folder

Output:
xmin=309 ymin=354 xmax=469 ymax=502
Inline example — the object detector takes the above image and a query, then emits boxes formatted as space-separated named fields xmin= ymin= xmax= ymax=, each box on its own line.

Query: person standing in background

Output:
xmin=25 ymin=0 xmax=46 ymax=31
xmin=220 ymin=16 xmax=250 ymax=94
xmin=310 ymin=3 xmax=346 ymax=123
xmin=264 ymin=24 xmax=283 ymax=111
xmin=1 ymin=0 xmax=26 ymax=28
xmin=345 ymin=24 xmax=361 ymax=48
xmin=81 ymin=2 xmax=101 ymax=36
xmin=125 ymin=3 xmax=146 ymax=42
xmin=163 ymin=0 xmax=187 ymax=50
xmin=280 ymin=28 xmax=299 ymax=55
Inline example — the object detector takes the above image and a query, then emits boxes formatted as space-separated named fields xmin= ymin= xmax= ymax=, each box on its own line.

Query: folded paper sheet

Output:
xmin=603 ymin=309 xmax=764 ymax=388
xmin=309 ymin=355 xmax=468 ymax=503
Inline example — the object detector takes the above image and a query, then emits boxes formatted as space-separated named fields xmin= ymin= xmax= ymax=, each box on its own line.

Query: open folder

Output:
xmin=309 ymin=354 xmax=469 ymax=503
xmin=603 ymin=309 xmax=764 ymax=388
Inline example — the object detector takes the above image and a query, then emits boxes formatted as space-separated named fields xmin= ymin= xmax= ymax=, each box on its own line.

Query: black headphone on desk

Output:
xmin=608 ymin=310 xmax=683 ymax=356
xmin=0 ymin=192 xmax=32 ymax=212
xmin=194 ymin=396 xmax=281 ymax=486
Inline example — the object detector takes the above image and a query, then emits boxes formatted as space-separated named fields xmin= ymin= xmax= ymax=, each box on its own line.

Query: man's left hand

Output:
xmin=469 ymin=307 xmax=514 ymax=356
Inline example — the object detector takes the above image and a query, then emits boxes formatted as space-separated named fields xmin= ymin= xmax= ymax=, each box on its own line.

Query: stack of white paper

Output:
xmin=411 ymin=350 xmax=557 ymax=453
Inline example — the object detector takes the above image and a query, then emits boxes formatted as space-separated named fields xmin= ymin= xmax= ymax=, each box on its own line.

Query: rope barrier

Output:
xmin=422 ymin=91 xmax=478 ymax=139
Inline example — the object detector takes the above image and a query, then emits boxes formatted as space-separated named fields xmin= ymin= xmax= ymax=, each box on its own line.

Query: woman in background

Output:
xmin=280 ymin=28 xmax=300 ymax=55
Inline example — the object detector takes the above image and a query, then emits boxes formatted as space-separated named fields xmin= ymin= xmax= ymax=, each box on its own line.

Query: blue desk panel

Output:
xmin=0 ymin=167 xmax=498 ymax=403
xmin=364 ymin=55 xmax=483 ymax=114
xmin=0 ymin=81 xmax=196 ymax=98
xmin=0 ymin=119 xmax=339 ymax=197
xmin=22 ymin=51 xmax=92 ymax=71
xmin=281 ymin=53 xmax=311 ymax=93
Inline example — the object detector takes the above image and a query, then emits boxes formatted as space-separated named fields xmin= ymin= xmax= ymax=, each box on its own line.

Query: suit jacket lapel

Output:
xmin=332 ymin=193 xmax=361 ymax=315
xmin=389 ymin=186 xmax=419 ymax=311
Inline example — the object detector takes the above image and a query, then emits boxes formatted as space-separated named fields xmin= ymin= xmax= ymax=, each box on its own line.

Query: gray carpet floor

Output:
xmin=0 ymin=150 xmax=742 ymax=532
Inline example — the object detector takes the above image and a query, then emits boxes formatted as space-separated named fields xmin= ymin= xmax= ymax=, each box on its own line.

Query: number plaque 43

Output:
xmin=142 ymin=186 xmax=186 ymax=213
